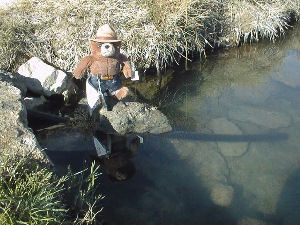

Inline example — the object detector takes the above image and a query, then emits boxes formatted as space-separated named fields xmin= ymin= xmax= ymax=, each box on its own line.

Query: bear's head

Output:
xmin=89 ymin=41 xmax=121 ymax=58
xmin=89 ymin=24 xmax=121 ymax=59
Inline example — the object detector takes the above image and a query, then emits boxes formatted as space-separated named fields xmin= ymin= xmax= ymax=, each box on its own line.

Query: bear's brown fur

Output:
xmin=73 ymin=25 xmax=132 ymax=100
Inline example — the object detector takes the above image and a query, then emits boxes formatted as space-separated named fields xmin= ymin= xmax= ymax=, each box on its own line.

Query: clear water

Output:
xmin=39 ymin=24 xmax=300 ymax=225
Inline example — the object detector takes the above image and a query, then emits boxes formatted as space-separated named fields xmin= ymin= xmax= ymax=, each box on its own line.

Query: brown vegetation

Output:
xmin=0 ymin=0 xmax=299 ymax=74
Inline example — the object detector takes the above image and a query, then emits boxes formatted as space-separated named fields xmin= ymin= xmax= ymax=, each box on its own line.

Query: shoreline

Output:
xmin=0 ymin=0 xmax=299 ymax=73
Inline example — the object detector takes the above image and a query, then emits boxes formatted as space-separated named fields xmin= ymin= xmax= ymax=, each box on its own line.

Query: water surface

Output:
xmin=39 ymin=24 xmax=300 ymax=225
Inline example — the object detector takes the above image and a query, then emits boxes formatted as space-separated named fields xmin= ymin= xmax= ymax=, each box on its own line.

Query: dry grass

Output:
xmin=222 ymin=0 xmax=300 ymax=44
xmin=0 ymin=0 xmax=299 ymax=73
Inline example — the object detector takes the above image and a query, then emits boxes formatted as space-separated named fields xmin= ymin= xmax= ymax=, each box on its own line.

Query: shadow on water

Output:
xmin=87 ymin=133 xmax=238 ymax=225
xmin=276 ymin=167 xmax=300 ymax=224
xmin=34 ymin=122 xmax=292 ymax=225
xmin=35 ymin=128 xmax=96 ymax=173
xmin=32 ymin=121 xmax=239 ymax=224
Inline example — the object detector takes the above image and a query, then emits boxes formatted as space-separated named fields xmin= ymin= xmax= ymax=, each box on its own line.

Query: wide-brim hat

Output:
xmin=90 ymin=24 xmax=121 ymax=43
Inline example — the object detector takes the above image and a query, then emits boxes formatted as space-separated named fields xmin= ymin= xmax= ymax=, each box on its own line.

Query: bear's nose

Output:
xmin=105 ymin=45 xmax=110 ymax=49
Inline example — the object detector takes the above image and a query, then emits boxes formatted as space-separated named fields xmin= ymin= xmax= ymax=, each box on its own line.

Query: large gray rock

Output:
xmin=0 ymin=71 xmax=48 ymax=162
xmin=97 ymin=101 xmax=172 ymax=135
xmin=16 ymin=57 xmax=77 ymax=97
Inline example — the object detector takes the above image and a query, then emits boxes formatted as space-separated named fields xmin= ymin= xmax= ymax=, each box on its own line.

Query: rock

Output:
xmin=0 ymin=69 xmax=27 ymax=95
xmin=24 ymin=96 xmax=47 ymax=110
xmin=228 ymin=106 xmax=291 ymax=129
xmin=0 ymin=70 xmax=48 ymax=162
xmin=16 ymin=57 xmax=76 ymax=97
xmin=172 ymin=140 xmax=230 ymax=189
xmin=97 ymin=101 xmax=172 ymax=135
xmin=208 ymin=117 xmax=248 ymax=156
xmin=227 ymin=141 xmax=297 ymax=215
xmin=210 ymin=183 xmax=234 ymax=207
xmin=61 ymin=77 xmax=79 ymax=103
xmin=232 ymin=84 xmax=273 ymax=105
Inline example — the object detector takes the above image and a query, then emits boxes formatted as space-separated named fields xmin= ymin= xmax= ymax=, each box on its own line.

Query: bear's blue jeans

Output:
xmin=89 ymin=74 xmax=122 ymax=95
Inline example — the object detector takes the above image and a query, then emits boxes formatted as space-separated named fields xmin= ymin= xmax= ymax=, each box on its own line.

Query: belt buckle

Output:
xmin=102 ymin=75 xmax=114 ymax=80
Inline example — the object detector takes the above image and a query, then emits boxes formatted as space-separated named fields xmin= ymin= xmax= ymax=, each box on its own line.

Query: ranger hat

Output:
xmin=90 ymin=24 xmax=121 ymax=43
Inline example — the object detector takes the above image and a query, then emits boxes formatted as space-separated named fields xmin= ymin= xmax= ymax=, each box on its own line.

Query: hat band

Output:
xmin=95 ymin=36 xmax=118 ymax=41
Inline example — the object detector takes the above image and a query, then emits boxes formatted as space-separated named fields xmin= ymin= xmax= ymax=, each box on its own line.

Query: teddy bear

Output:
xmin=73 ymin=24 xmax=132 ymax=113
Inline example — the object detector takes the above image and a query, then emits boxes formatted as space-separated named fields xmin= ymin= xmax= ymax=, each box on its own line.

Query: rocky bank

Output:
xmin=0 ymin=57 xmax=172 ymax=163
xmin=0 ymin=70 xmax=46 ymax=161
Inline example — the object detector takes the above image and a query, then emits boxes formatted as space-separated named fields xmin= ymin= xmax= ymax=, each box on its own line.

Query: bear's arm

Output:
xmin=119 ymin=54 xmax=132 ymax=78
xmin=73 ymin=56 xmax=93 ymax=79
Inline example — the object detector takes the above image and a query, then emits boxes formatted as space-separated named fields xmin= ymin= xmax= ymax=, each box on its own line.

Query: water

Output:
xmin=37 ymin=24 xmax=300 ymax=224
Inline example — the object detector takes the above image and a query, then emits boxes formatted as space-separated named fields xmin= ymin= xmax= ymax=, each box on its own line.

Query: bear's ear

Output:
xmin=89 ymin=40 xmax=101 ymax=54
xmin=113 ymin=42 xmax=121 ymax=48
xmin=113 ymin=42 xmax=121 ymax=55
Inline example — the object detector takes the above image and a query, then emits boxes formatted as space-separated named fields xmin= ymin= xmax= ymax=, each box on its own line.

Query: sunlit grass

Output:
xmin=0 ymin=0 xmax=299 ymax=73
xmin=223 ymin=0 xmax=300 ymax=44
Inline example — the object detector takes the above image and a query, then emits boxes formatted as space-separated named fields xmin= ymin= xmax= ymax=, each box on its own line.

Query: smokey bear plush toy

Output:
xmin=73 ymin=24 xmax=132 ymax=114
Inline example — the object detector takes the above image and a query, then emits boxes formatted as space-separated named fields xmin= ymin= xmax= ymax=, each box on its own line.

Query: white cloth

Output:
xmin=86 ymin=76 xmax=101 ymax=115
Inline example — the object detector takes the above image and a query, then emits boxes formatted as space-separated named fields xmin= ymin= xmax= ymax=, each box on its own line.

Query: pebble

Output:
xmin=210 ymin=183 xmax=234 ymax=207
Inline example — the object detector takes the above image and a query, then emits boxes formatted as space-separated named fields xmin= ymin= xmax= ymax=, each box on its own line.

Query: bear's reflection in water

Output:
xmin=90 ymin=131 xmax=140 ymax=181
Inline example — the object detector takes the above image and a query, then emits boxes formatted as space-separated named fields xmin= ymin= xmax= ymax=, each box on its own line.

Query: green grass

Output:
xmin=0 ymin=154 xmax=66 ymax=224
xmin=62 ymin=163 xmax=104 ymax=225
xmin=0 ymin=0 xmax=299 ymax=73
xmin=0 ymin=153 xmax=103 ymax=225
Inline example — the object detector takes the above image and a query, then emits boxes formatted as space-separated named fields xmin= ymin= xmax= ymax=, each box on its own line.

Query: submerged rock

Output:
xmin=97 ymin=101 xmax=172 ymax=135
xmin=208 ymin=117 xmax=248 ymax=157
xmin=233 ymin=84 xmax=273 ymax=105
xmin=272 ymin=50 xmax=300 ymax=89
xmin=172 ymin=139 xmax=230 ymax=189
xmin=228 ymin=106 xmax=291 ymax=129
xmin=210 ymin=183 xmax=234 ymax=207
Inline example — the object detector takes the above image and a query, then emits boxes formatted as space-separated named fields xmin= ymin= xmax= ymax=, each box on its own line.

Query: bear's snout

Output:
xmin=101 ymin=43 xmax=115 ymax=57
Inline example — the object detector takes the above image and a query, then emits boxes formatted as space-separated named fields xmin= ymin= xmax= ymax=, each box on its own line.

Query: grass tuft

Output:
xmin=223 ymin=0 xmax=299 ymax=44
xmin=0 ymin=153 xmax=103 ymax=224
xmin=0 ymin=154 xmax=66 ymax=224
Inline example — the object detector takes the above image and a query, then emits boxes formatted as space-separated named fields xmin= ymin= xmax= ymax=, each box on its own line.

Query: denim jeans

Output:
xmin=89 ymin=74 xmax=122 ymax=95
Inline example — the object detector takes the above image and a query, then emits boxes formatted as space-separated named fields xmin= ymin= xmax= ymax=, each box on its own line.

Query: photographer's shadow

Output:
xmin=276 ymin=167 xmax=300 ymax=224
